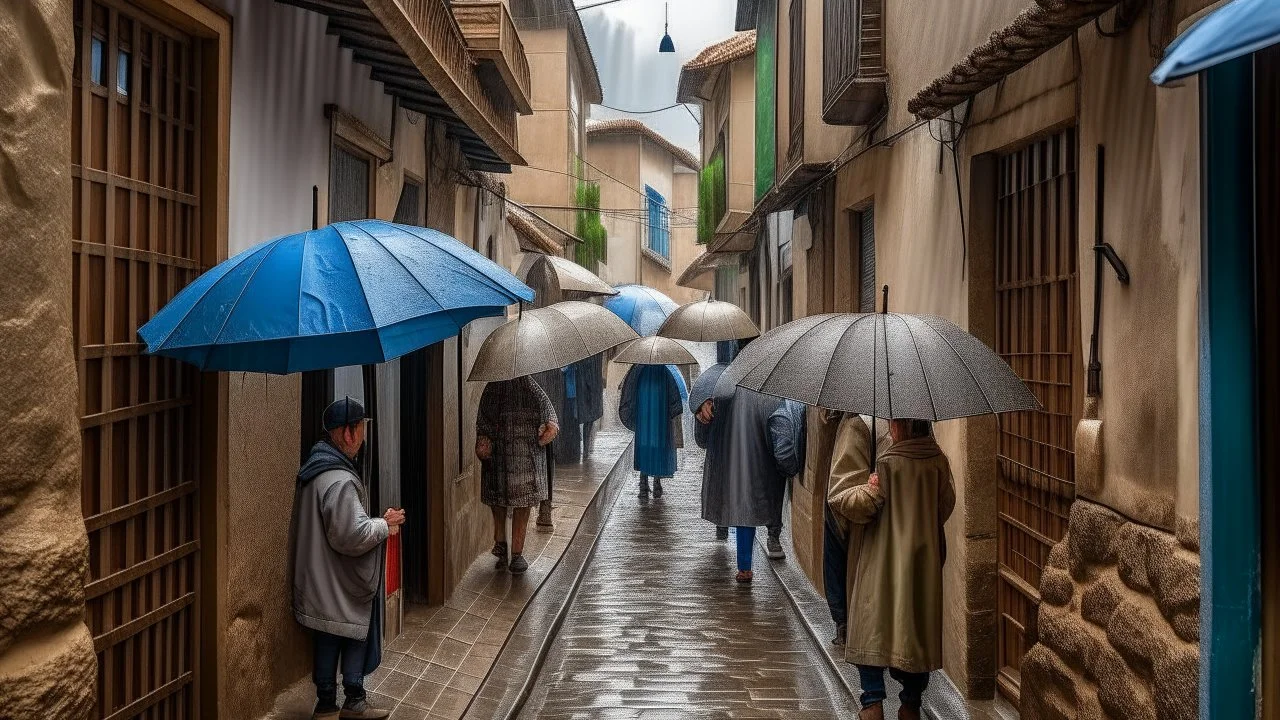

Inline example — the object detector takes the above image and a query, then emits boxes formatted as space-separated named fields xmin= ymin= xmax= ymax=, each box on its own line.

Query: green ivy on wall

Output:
xmin=698 ymin=153 xmax=727 ymax=245
xmin=573 ymin=158 xmax=607 ymax=271
xmin=755 ymin=0 xmax=778 ymax=202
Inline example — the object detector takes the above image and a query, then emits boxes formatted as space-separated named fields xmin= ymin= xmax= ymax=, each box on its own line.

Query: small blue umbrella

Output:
xmin=603 ymin=284 xmax=679 ymax=336
xmin=139 ymin=220 xmax=534 ymax=373
xmin=1151 ymin=0 xmax=1280 ymax=84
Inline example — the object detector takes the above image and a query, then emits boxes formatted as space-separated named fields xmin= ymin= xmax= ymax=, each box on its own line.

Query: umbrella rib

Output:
xmin=350 ymin=223 xmax=460 ymax=347
xmin=402 ymin=223 xmax=530 ymax=301
xmin=900 ymin=315 xmax=940 ymax=421
xmin=922 ymin=317 xmax=997 ymax=416
xmin=149 ymin=242 xmax=270 ymax=350
xmin=207 ymin=237 xmax=292 ymax=349
xmin=755 ymin=314 xmax=847 ymax=405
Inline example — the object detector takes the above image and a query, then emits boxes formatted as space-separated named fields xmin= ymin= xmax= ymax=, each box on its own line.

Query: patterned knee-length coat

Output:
xmin=477 ymin=376 xmax=559 ymax=508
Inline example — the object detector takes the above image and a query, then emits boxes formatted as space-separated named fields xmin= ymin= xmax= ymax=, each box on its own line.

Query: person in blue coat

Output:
xmin=619 ymin=363 xmax=686 ymax=498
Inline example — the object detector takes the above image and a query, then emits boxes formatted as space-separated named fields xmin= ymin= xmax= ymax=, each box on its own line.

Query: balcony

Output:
xmin=452 ymin=1 xmax=534 ymax=115
xmin=279 ymin=0 xmax=527 ymax=171
xmin=822 ymin=0 xmax=888 ymax=126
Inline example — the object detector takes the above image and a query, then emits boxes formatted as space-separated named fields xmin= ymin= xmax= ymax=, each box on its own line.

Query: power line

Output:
xmin=515 ymin=161 xmax=700 ymax=226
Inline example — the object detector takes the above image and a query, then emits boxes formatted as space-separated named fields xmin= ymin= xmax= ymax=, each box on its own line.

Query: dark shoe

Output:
xmin=833 ymin=623 xmax=847 ymax=646
xmin=638 ymin=476 xmax=650 ymax=497
xmin=735 ymin=570 xmax=753 ymax=583
xmin=340 ymin=699 xmax=390 ymax=719
xmin=859 ymin=703 xmax=884 ymax=720
xmin=492 ymin=541 xmax=508 ymax=570
xmin=509 ymin=553 xmax=529 ymax=574
xmin=766 ymin=535 xmax=786 ymax=560
xmin=653 ymin=479 xmax=664 ymax=498
xmin=716 ymin=526 xmax=729 ymax=541
xmin=897 ymin=704 xmax=921 ymax=720
xmin=313 ymin=705 xmax=340 ymax=720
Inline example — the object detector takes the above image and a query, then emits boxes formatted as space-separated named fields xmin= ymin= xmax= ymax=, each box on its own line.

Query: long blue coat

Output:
xmin=619 ymin=364 xmax=685 ymax=478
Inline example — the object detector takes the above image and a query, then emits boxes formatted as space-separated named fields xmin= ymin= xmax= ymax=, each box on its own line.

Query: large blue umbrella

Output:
xmin=139 ymin=220 xmax=534 ymax=373
xmin=603 ymin=284 xmax=679 ymax=336
xmin=1151 ymin=0 xmax=1280 ymax=84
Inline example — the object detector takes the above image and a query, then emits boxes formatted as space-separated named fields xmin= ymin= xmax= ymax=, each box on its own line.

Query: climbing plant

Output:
xmin=573 ymin=158 xmax=608 ymax=271
xmin=698 ymin=153 xmax=727 ymax=245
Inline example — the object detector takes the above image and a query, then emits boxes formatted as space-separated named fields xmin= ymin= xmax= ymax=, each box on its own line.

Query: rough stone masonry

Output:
xmin=1021 ymin=498 xmax=1200 ymax=720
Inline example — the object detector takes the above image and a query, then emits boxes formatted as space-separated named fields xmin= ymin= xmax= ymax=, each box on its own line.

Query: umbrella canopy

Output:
xmin=468 ymin=301 xmax=638 ymax=382
xmin=139 ymin=220 xmax=533 ymax=374
xmin=603 ymin=284 xmax=679 ymax=336
xmin=1151 ymin=0 xmax=1280 ymax=84
xmin=613 ymin=336 xmax=699 ymax=366
xmin=518 ymin=253 xmax=618 ymax=306
xmin=658 ymin=298 xmax=760 ymax=342
xmin=727 ymin=312 xmax=1041 ymax=421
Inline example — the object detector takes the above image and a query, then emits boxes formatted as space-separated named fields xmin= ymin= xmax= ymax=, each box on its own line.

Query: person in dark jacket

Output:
xmin=291 ymin=397 xmax=405 ymax=720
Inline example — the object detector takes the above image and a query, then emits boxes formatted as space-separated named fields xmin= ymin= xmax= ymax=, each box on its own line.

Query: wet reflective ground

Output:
xmin=516 ymin=447 xmax=859 ymax=719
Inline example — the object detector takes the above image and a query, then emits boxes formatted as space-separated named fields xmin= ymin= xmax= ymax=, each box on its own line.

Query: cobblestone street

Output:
xmin=515 ymin=445 xmax=859 ymax=719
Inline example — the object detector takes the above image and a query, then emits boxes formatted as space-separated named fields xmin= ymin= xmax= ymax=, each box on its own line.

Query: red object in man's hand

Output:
xmin=868 ymin=473 xmax=881 ymax=490
xmin=696 ymin=400 xmax=714 ymax=425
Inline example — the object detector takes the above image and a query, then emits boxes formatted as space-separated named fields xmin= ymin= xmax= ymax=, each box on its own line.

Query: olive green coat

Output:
xmin=828 ymin=434 xmax=956 ymax=673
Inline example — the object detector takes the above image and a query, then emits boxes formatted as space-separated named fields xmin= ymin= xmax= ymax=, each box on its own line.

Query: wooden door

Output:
xmin=993 ymin=128 xmax=1080 ymax=701
xmin=73 ymin=1 xmax=208 ymax=718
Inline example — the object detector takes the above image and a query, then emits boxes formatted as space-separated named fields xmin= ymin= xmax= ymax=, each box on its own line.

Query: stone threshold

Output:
xmin=764 ymin=509 xmax=1020 ymax=720
xmin=259 ymin=429 xmax=633 ymax=720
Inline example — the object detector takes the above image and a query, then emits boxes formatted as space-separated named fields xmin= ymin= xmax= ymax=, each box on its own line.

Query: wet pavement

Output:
xmin=514 ymin=445 xmax=859 ymax=719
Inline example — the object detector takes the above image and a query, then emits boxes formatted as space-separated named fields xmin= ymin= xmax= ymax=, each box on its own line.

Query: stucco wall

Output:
xmin=509 ymin=27 xmax=573 ymax=233
xmin=207 ymin=2 xmax=450 ymax=716
xmin=0 ymin=1 xmax=97 ymax=716
xmin=729 ymin=59 xmax=758 ymax=216
xmin=589 ymin=134 xmax=642 ymax=286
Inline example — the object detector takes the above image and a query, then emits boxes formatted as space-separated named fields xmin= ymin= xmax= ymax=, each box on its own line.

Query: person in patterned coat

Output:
xmin=475 ymin=376 xmax=559 ymax=574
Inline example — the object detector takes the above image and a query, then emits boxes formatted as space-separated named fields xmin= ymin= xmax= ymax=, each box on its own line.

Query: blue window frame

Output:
xmin=645 ymin=185 xmax=670 ymax=260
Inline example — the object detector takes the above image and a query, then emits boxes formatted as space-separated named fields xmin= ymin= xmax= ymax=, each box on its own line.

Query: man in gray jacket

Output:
xmin=291 ymin=397 xmax=405 ymax=720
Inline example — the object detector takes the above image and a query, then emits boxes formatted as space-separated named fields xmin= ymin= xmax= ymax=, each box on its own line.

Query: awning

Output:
xmin=507 ymin=206 xmax=563 ymax=255
xmin=908 ymin=0 xmax=1118 ymax=119
xmin=677 ymin=249 xmax=739 ymax=288
xmin=1151 ymin=0 xmax=1280 ymax=84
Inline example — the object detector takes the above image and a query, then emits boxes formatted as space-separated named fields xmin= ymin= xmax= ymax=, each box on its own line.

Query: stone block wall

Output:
xmin=1021 ymin=499 xmax=1200 ymax=720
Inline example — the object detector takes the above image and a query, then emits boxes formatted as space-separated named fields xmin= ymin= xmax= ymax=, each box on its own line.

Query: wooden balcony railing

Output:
xmin=452 ymin=0 xmax=534 ymax=115
xmin=822 ymin=0 xmax=887 ymax=126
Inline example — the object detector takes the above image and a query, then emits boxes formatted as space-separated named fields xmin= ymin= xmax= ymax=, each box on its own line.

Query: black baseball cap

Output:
xmin=323 ymin=396 xmax=368 ymax=431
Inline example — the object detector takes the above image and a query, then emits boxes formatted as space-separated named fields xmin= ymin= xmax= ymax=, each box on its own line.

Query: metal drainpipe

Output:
xmin=1199 ymin=53 xmax=1260 ymax=720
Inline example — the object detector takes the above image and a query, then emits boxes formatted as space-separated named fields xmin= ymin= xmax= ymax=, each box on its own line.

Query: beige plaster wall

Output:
xmin=810 ymin=4 xmax=1203 ymax=699
xmin=729 ymin=59 xmax=758 ymax=215
xmin=588 ymin=134 xmax=642 ymax=286
xmin=509 ymin=27 xmax=573 ymax=232
xmin=0 ymin=1 xmax=97 ymax=716
xmin=666 ymin=170 xmax=706 ymax=305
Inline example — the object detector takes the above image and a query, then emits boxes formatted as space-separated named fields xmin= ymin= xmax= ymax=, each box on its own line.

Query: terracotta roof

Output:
xmin=506 ymin=205 xmax=563 ymax=255
xmin=586 ymin=119 xmax=701 ymax=172
xmin=908 ymin=0 xmax=1118 ymax=119
xmin=676 ymin=31 xmax=757 ymax=104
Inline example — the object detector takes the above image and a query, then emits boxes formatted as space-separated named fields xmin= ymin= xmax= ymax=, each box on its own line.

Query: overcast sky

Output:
xmin=576 ymin=0 xmax=739 ymax=157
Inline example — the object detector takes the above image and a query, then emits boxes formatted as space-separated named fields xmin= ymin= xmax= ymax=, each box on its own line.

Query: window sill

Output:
xmin=641 ymin=246 xmax=672 ymax=271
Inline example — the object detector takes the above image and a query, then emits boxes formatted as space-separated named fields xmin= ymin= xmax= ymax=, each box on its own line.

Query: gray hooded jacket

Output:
xmin=290 ymin=441 xmax=388 ymax=640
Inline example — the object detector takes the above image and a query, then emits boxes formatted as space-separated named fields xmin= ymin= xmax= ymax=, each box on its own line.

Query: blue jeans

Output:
xmin=313 ymin=630 xmax=369 ymax=709
xmin=823 ymin=504 xmax=848 ymax=627
xmin=856 ymin=664 xmax=930 ymax=710
xmin=735 ymin=526 xmax=756 ymax=572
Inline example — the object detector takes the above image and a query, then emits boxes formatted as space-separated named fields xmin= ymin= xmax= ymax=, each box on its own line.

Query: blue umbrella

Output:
xmin=139 ymin=220 xmax=534 ymax=373
xmin=1151 ymin=0 xmax=1280 ymax=84
xmin=603 ymin=284 xmax=679 ymax=336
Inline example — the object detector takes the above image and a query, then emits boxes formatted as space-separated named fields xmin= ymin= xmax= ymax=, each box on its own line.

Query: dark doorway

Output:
xmin=401 ymin=345 xmax=445 ymax=604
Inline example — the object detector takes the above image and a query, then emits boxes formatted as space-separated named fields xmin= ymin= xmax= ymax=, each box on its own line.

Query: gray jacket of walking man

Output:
xmin=291 ymin=440 xmax=388 ymax=642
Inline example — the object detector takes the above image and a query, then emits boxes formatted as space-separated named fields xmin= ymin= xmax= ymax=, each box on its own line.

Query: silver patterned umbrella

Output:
xmin=658 ymin=298 xmax=759 ymax=342
xmin=468 ymin=301 xmax=638 ymax=382
xmin=518 ymin=253 xmax=618 ymax=307
xmin=612 ymin=336 xmax=698 ymax=366
xmin=727 ymin=308 xmax=1041 ymax=421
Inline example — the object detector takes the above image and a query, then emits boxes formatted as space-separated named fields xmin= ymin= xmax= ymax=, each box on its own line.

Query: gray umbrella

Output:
xmin=727 ymin=311 xmax=1041 ymax=421
xmin=518 ymin=253 xmax=617 ymax=306
xmin=657 ymin=298 xmax=760 ymax=342
xmin=612 ymin=336 xmax=698 ymax=366
xmin=468 ymin=300 xmax=638 ymax=382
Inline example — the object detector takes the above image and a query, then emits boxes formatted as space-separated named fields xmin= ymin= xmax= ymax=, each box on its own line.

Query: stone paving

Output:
xmin=514 ymin=445 xmax=860 ymax=720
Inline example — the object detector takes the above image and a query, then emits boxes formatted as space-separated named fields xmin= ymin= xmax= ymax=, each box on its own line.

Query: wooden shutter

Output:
xmin=858 ymin=207 xmax=876 ymax=313
xmin=72 ymin=1 xmax=208 ymax=716
xmin=393 ymin=178 xmax=423 ymax=226
xmin=788 ymin=0 xmax=805 ymax=163
xmin=994 ymin=128 xmax=1080 ymax=702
